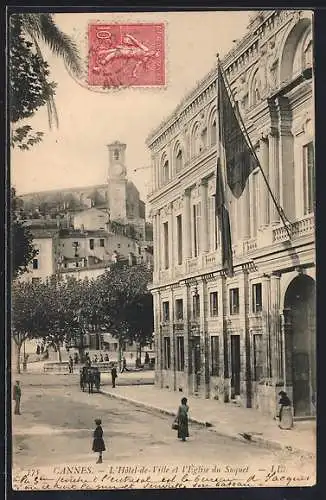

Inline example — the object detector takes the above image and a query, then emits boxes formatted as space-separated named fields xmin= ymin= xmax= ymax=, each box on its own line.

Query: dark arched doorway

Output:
xmin=284 ymin=274 xmax=316 ymax=417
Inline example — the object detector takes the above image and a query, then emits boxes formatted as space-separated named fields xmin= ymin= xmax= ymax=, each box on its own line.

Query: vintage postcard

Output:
xmin=9 ymin=9 xmax=316 ymax=491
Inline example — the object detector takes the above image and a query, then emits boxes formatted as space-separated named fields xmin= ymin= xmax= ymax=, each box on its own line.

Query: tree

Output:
xmin=96 ymin=263 xmax=154 ymax=369
xmin=11 ymin=280 xmax=46 ymax=373
xmin=9 ymin=13 xmax=81 ymax=149
xmin=11 ymin=188 xmax=38 ymax=280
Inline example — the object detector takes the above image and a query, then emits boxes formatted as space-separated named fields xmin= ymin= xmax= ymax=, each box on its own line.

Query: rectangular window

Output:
xmin=99 ymin=238 xmax=105 ymax=247
xmin=193 ymin=294 xmax=200 ymax=319
xmin=252 ymin=283 xmax=262 ymax=313
xmin=89 ymin=239 xmax=94 ymax=250
xmin=163 ymin=337 xmax=171 ymax=369
xmin=209 ymin=291 xmax=218 ymax=316
xmin=303 ymin=142 xmax=315 ymax=215
xmin=211 ymin=336 xmax=220 ymax=376
xmin=32 ymin=258 xmax=38 ymax=269
xmin=175 ymin=299 xmax=183 ymax=320
xmin=176 ymin=336 xmax=185 ymax=371
xmin=229 ymin=288 xmax=239 ymax=315
xmin=176 ymin=215 xmax=183 ymax=265
xmin=253 ymin=334 xmax=264 ymax=381
xmin=162 ymin=301 xmax=170 ymax=322
xmin=163 ymin=222 xmax=169 ymax=269
xmin=193 ymin=203 xmax=201 ymax=257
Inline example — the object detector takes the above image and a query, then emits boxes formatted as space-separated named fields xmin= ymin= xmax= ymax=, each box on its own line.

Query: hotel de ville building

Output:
xmin=147 ymin=10 xmax=315 ymax=418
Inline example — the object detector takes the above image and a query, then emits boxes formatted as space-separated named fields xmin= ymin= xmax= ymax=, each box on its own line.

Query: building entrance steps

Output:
xmin=101 ymin=385 xmax=316 ymax=457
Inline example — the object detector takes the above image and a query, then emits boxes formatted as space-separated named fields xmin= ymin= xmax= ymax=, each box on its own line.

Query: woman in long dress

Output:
xmin=177 ymin=397 xmax=189 ymax=441
xmin=278 ymin=391 xmax=293 ymax=430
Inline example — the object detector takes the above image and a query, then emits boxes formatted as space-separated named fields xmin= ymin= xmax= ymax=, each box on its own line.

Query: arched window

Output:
xmin=251 ymin=71 xmax=261 ymax=107
xmin=303 ymin=31 xmax=313 ymax=69
xmin=201 ymin=127 xmax=207 ymax=151
xmin=192 ymin=123 xmax=201 ymax=157
xmin=292 ymin=28 xmax=312 ymax=77
xmin=175 ymin=148 xmax=183 ymax=173
xmin=113 ymin=149 xmax=120 ymax=160
xmin=211 ymin=119 xmax=217 ymax=146
xmin=162 ymin=157 xmax=169 ymax=185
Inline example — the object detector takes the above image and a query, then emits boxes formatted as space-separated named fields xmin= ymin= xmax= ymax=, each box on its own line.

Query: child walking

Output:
xmin=92 ymin=418 xmax=106 ymax=463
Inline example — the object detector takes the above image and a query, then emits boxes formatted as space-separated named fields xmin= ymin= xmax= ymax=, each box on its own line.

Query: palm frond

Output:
xmin=33 ymin=14 xmax=82 ymax=77
xmin=27 ymin=31 xmax=59 ymax=129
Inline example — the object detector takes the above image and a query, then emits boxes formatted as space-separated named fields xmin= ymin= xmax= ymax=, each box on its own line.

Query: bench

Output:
xmin=43 ymin=362 xmax=69 ymax=373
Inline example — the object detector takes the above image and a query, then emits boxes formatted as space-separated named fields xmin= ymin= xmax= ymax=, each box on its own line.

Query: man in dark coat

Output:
xmin=111 ymin=365 xmax=117 ymax=388
xmin=13 ymin=380 xmax=21 ymax=415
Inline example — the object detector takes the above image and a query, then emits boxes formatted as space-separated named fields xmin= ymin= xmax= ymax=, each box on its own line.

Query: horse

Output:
xmin=80 ymin=367 xmax=100 ymax=394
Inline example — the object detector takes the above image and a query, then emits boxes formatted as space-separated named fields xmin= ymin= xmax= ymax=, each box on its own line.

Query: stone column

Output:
xmin=152 ymin=212 xmax=158 ymax=279
xmin=152 ymin=154 xmax=157 ymax=191
xmin=218 ymin=272 xmax=230 ymax=402
xmin=276 ymin=96 xmax=295 ymax=221
xmin=270 ymin=273 xmax=282 ymax=381
xmin=198 ymin=278 xmax=208 ymax=397
xmin=183 ymin=188 xmax=191 ymax=259
xmin=259 ymin=133 xmax=270 ymax=228
xmin=200 ymin=179 xmax=209 ymax=254
xmin=261 ymin=276 xmax=271 ymax=379
xmin=156 ymin=210 xmax=161 ymax=275
xmin=268 ymin=129 xmax=280 ymax=225
xmin=169 ymin=287 xmax=176 ymax=391
xmin=240 ymin=182 xmax=250 ymax=242
xmin=239 ymin=269 xmax=251 ymax=407
xmin=154 ymin=291 xmax=163 ymax=388
xmin=168 ymin=203 xmax=173 ymax=274
xmin=184 ymin=284 xmax=192 ymax=391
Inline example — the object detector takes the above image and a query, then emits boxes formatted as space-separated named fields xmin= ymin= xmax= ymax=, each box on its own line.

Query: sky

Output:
xmin=11 ymin=10 xmax=252 ymax=203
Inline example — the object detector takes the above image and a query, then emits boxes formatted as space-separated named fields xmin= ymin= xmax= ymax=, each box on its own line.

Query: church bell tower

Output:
xmin=107 ymin=141 xmax=127 ymax=222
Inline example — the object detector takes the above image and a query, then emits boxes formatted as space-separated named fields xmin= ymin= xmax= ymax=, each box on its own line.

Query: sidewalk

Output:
xmin=101 ymin=385 xmax=316 ymax=457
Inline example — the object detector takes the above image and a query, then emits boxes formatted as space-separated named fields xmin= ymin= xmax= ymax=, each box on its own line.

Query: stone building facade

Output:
xmin=147 ymin=10 xmax=315 ymax=417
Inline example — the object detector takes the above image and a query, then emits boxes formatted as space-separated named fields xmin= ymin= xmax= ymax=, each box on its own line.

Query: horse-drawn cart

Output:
xmin=80 ymin=366 xmax=101 ymax=393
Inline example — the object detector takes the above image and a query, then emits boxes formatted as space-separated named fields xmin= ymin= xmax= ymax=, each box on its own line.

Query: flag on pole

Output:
xmin=216 ymin=60 xmax=257 ymax=276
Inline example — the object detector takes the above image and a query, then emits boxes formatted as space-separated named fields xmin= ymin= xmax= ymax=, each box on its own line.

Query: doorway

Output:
xmin=284 ymin=274 xmax=316 ymax=416
xmin=230 ymin=335 xmax=241 ymax=399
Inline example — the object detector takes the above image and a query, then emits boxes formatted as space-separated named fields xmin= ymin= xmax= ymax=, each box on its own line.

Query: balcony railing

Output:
xmin=243 ymin=238 xmax=257 ymax=254
xmin=273 ymin=214 xmax=314 ymax=243
xmin=174 ymin=321 xmax=185 ymax=331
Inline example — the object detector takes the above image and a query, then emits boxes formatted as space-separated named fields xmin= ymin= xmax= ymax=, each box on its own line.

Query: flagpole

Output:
xmin=216 ymin=55 xmax=292 ymax=241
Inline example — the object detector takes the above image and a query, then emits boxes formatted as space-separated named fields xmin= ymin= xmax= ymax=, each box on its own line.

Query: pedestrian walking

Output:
xmin=68 ymin=356 xmax=74 ymax=374
xmin=92 ymin=418 xmax=106 ymax=464
xmin=277 ymin=391 xmax=293 ymax=430
xmin=13 ymin=380 xmax=21 ymax=415
xmin=111 ymin=365 xmax=117 ymax=388
xmin=74 ymin=352 xmax=79 ymax=365
xmin=176 ymin=397 xmax=189 ymax=441
xmin=36 ymin=345 xmax=40 ymax=355
xmin=121 ymin=357 xmax=127 ymax=372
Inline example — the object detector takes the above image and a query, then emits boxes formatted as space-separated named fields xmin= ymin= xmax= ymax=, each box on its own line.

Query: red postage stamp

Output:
xmin=88 ymin=23 xmax=165 ymax=87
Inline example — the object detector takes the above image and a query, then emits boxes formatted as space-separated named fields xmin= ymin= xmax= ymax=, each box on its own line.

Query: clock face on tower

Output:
xmin=112 ymin=163 xmax=125 ymax=178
